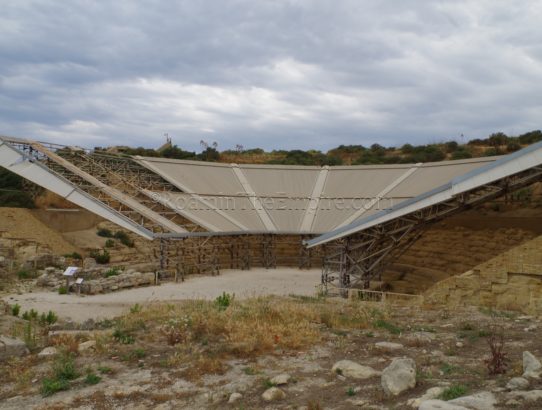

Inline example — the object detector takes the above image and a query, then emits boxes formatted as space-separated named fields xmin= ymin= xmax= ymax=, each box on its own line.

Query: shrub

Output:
xmin=346 ymin=387 xmax=356 ymax=396
xmin=131 ymin=348 xmax=146 ymax=359
xmin=85 ymin=372 xmax=101 ymax=385
xmin=22 ymin=309 xmax=38 ymax=321
xmin=372 ymin=319 xmax=401 ymax=335
xmin=90 ymin=249 xmax=110 ymax=264
xmin=215 ymin=292 xmax=234 ymax=311
xmin=58 ymin=286 xmax=68 ymax=295
xmin=439 ymin=384 xmax=467 ymax=401
xmin=17 ymin=270 xmax=36 ymax=280
xmin=104 ymin=267 xmax=122 ymax=278
xmin=130 ymin=303 xmax=142 ymax=314
xmin=113 ymin=328 xmax=135 ymax=344
xmin=97 ymin=366 xmax=112 ymax=374
xmin=41 ymin=377 xmax=70 ymax=397
xmin=97 ymin=228 xmax=113 ymax=238
xmin=114 ymin=231 xmax=134 ymax=247
xmin=11 ymin=303 xmax=20 ymax=317
xmin=105 ymin=239 xmax=115 ymax=248
xmin=23 ymin=321 xmax=38 ymax=350
xmin=53 ymin=351 xmax=79 ymax=380
xmin=39 ymin=311 xmax=58 ymax=326
xmin=63 ymin=252 xmax=82 ymax=260
xmin=485 ymin=325 xmax=508 ymax=375
xmin=41 ymin=351 xmax=79 ymax=396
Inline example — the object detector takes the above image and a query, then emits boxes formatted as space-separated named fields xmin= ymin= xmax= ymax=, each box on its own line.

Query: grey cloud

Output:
xmin=0 ymin=0 xmax=541 ymax=151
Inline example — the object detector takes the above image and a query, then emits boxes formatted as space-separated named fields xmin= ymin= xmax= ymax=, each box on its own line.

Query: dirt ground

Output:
xmin=1 ymin=299 xmax=541 ymax=410
xmin=3 ymin=268 xmax=321 ymax=322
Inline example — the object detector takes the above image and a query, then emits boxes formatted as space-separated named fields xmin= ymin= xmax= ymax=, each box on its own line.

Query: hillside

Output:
xmin=108 ymin=129 xmax=542 ymax=165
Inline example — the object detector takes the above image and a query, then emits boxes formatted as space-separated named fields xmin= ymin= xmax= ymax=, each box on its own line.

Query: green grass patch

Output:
xmin=439 ymin=384 xmax=468 ymax=400
xmin=373 ymin=319 xmax=401 ymax=335
xmin=85 ymin=373 xmax=101 ymax=385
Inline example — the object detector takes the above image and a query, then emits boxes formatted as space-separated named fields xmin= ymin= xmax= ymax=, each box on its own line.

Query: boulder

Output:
xmin=506 ymin=377 xmax=529 ymax=391
xmin=228 ymin=392 xmax=242 ymax=404
xmin=270 ymin=373 xmax=291 ymax=386
xmin=406 ymin=331 xmax=436 ymax=345
xmin=381 ymin=357 xmax=416 ymax=396
xmin=332 ymin=360 xmax=381 ymax=379
xmin=78 ymin=340 xmax=96 ymax=352
xmin=407 ymin=386 xmax=446 ymax=408
xmin=507 ymin=390 xmax=542 ymax=402
xmin=448 ymin=391 xmax=496 ymax=410
xmin=37 ymin=346 xmax=58 ymax=357
xmin=262 ymin=387 xmax=286 ymax=402
xmin=419 ymin=400 xmax=469 ymax=409
xmin=0 ymin=335 xmax=29 ymax=361
xmin=523 ymin=351 xmax=541 ymax=378
xmin=83 ymin=258 xmax=97 ymax=269
xmin=375 ymin=341 xmax=403 ymax=351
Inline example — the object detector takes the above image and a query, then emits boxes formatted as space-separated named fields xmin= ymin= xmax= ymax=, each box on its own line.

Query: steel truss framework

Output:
xmin=5 ymin=139 xmax=197 ymax=233
xmin=321 ymin=165 xmax=542 ymax=296
xmin=155 ymin=234 xmax=323 ymax=280
xmin=3 ymin=136 xmax=542 ymax=293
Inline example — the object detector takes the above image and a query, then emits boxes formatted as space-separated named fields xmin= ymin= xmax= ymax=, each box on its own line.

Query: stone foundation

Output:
xmin=424 ymin=235 xmax=542 ymax=314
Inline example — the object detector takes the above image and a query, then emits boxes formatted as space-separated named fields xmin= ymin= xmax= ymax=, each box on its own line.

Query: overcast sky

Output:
xmin=1 ymin=1 xmax=541 ymax=152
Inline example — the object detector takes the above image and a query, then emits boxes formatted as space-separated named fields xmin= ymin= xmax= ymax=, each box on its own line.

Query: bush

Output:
xmin=53 ymin=351 xmax=79 ymax=380
xmin=22 ymin=309 xmax=38 ymax=321
xmin=90 ymin=249 xmax=110 ymax=264
xmin=439 ymin=384 xmax=467 ymax=401
xmin=105 ymin=239 xmax=115 ymax=248
xmin=0 ymin=168 xmax=35 ymax=208
xmin=63 ymin=252 xmax=82 ymax=260
xmin=58 ymin=286 xmax=68 ymax=295
xmin=215 ymin=292 xmax=234 ymax=311
xmin=41 ymin=351 xmax=79 ymax=396
xmin=372 ymin=319 xmax=401 ymax=335
xmin=11 ymin=304 xmax=20 ymax=317
xmin=85 ymin=372 xmax=101 ymax=385
xmin=113 ymin=328 xmax=135 ymax=344
xmin=104 ymin=267 xmax=122 ymax=278
xmin=451 ymin=148 xmax=472 ymax=160
xmin=17 ymin=270 xmax=37 ymax=280
xmin=41 ymin=377 xmax=70 ymax=397
xmin=39 ymin=311 xmax=58 ymax=326
xmin=97 ymin=228 xmax=113 ymax=238
xmin=114 ymin=231 xmax=134 ymax=247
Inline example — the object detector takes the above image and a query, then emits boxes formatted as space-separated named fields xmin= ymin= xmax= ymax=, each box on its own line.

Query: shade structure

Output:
xmin=134 ymin=156 xmax=498 ymax=235
xmin=306 ymin=140 xmax=542 ymax=247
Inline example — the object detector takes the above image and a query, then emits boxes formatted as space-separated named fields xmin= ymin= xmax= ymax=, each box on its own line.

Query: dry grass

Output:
xmin=49 ymin=334 xmax=80 ymax=354
xmin=106 ymin=296 xmax=378 ymax=379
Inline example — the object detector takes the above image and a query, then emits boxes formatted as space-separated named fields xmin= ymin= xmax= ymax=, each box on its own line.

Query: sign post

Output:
xmin=62 ymin=266 xmax=79 ymax=294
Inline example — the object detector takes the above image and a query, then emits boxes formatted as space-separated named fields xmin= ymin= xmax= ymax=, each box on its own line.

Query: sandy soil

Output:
xmin=3 ymin=268 xmax=321 ymax=322
xmin=0 ymin=208 xmax=80 ymax=254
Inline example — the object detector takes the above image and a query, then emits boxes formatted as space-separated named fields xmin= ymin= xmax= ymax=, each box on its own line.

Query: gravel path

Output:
xmin=3 ymin=268 xmax=321 ymax=322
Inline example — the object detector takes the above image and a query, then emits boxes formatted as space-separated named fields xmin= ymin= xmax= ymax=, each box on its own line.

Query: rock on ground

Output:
xmin=381 ymin=357 xmax=416 ymax=396
xmin=228 ymin=392 xmax=242 ymax=403
xmin=0 ymin=335 xmax=29 ymax=361
xmin=270 ymin=373 xmax=291 ymax=385
xmin=507 ymin=390 xmax=542 ymax=402
xmin=262 ymin=387 xmax=286 ymax=402
xmin=37 ymin=346 xmax=58 ymax=357
xmin=523 ymin=351 xmax=541 ymax=378
xmin=332 ymin=360 xmax=381 ymax=379
xmin=78 ymin=340 xmax=96 ymax=352
xmin=446 ymin=391 xmax=496 ymax=410
xmin=407 ymin=386 xmax=446 ymax=408
xmin=506 ymin=377 xmax=529 ymax=390
xmin=419 ymin=400 xmax=470 ymax=409
xmin=375 ymin=341 xmax=403 ymax=351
